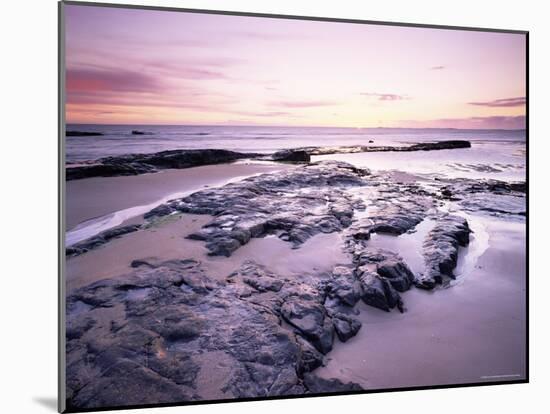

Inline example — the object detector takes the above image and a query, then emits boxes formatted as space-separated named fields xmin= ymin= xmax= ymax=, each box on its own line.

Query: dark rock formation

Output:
xmin=66 ymin=130 xmax=104 ymax=137
xmin=281 ymin=298 xmax=335 ymax=354
xmin=65 ymin=141 xmax=472 ymax=181
xmin=303 ymin=373 xmax=362 ymax=393
xmin=323 ymin=266 xmax=362 ymax=307
xmin=416 ymin=214 xmax=471 ymax=289
xmin=131 ymin=130 xmax=153 ymax=135
xmin=66 ymin=224 xmax=141 ymax=257
xmin=296 ymin=140 xmax=471 ymax=156
xmin=66 ymin=162 xmax=156 ymax=180
xmin=438 ymin=178 xmax=526 ymax=217
xmin=65 ymin=260 xmax=361 ymax=410
xmin=352 ymin=248 xmax=414 ymax=313
xmin=228 ymin=260 xmax=285 ymax=293
xmin=331 ymin=312 xmax=362 ymax=342
xmin=407 ymin=140 xmax=471 ymax=151
xmin=271 ymin=149 xmax=311 ymax=163
xmin=145 ymin=161 xmax=369 ymax=256
xmin=376 ymin=259 xmax=416 ymax=292
xmin=66 ymin=149 xmax=262 ymax=180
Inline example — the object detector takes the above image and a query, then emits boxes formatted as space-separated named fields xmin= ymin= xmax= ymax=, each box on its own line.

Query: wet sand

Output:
xmin=66 ymin=212 xmax=348 ymax=293
xmin=316 ymin=216 xmax=526 ymax=388
xmin=65 ymin=162 xmax=292 ymax=230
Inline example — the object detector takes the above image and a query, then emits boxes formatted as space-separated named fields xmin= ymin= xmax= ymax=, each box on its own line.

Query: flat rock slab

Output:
xmin=145 ymin=161 xmax=370 ymax=257
xmin=65 ymin=259 xmax=361 ymax=410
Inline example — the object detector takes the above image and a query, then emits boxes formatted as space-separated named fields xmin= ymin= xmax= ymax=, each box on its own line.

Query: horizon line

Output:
xmin=65 ymin=123 xmax=526 ymax=132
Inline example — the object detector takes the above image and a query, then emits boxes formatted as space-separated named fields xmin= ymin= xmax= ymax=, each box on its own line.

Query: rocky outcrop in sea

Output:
xmin=65 ymin=140 xmax=471 ymax=180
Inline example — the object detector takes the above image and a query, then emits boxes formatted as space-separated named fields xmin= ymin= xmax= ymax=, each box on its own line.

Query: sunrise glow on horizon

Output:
xmin=64 ymin=5 xmax=527 ymax=129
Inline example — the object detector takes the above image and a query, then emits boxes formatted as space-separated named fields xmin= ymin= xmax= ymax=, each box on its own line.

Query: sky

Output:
xmin=64 ymin=4 xmax=527 ymax=129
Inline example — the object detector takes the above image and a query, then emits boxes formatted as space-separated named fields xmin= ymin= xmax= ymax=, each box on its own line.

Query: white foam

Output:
xmin=453 ymin=213 xmax=490 ymax=283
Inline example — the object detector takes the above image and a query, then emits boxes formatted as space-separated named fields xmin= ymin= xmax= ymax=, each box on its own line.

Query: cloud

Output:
xmin=67 ymin=67 xmax=163 ymax=94
xmin=235 ymin=110 xmax=294 ymax=117
xmin=67 ymin=91 xmax=222 ymax=111
xmin=66 ymin=64 xmax=241 ymax=112
xmin=142 ymin=62 xmax=228 ymax=80
xmin=468 ymin=97 xmax=526 ymax=107
xmin=268 ymin=100 xmax=338 ymax=108
xmin=430 ymin=65 xmax=446 ymax=70
xmin=361 ymin=93 xmax=409 ymax=101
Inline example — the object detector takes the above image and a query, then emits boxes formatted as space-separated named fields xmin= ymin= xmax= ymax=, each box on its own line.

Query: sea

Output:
xmin=66 ymin=124 xmax=526 ymax=182
xmin=65 ymin=125 xmax=527 ymax=245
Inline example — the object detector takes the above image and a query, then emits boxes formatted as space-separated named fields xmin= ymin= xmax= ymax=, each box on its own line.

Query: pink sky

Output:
xmin=64 ymin=4 xmax=526 ymax=129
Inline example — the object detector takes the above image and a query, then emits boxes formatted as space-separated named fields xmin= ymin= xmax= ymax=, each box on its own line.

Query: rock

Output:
xmin=376 ymin=259 xmax=415 ymax=292
xmin=437 ymin=178 xmax=526 ymax=217
xmin=147 ymin=307 xmax=204 ymax=342
xmin=295 ymin=335 xmax=324 ymax=374
xmin=271 ymin=149 xmax=311 ymax=163
xmin=367 ymin=209 xmax=425 ymax=235
xmin=228 ymin=261 xmax=285 ymax=292
xmin=130 ymin=259 xmax=155 ymax=268
xmin=243 ymin=276 xmax=284 ymax=293
xmin=357 ymin=270 xmax=404 ymax=312
xmin=66 ymin=162 xmax=156 ymax=180
xmin=131 ymin=130 xmax=153 ymax=135
xmin=69 ymin=359 xmax=195 ymax=409
xmin=65 ymin=259 xmax=352 ymax=409
xmin=418 ymin=214 xmax=471 ymax=288
xmin=66 ymin=149 xmax=262 ymax=180
xmin=294 ymin=140 xmax=471 ymax=156
xmin=205 ymin=236 xmax=242 ymax=257
xmin=143 ymin=162 xmax=369 ymax=256
xmin=66 ymin=141 xmax=471 ymax=180
xmin=351 ymin=248 xmax=413 ymax=309
xmin=66 ymin=224 xmax=141 ymax=257
xmin=407 ymin=140 xmax=471 ymax=151
xmin=66 ymin=317 xmax=96 ymax=341
xmin=324 ymin=266 xmax=362 ymax=307
xmin=303 ymin=373 xmax=363 ymax=393
xmin=66 ymin=130 xmax=103 ymax=136
xmin=414 ymin=278 xmax=437 ymax=290
xmin=331 ymin=313 xmax=362 ymax=342
xmin=280 ymin=298 xmax=334 ymax=354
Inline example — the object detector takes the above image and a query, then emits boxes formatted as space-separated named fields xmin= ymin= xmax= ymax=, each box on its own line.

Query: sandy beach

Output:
xmin=316 ymin=217 xmax=526 ymax=388
xmin=66 ymin=162 xmax=291 ymax=230
xmin=64 ymin=154 xmax=526 ymax=408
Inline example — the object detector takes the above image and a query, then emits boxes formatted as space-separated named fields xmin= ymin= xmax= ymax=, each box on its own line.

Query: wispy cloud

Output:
xmin=141 ymin=62 xmax=229 ymax=81
xmin=361 ymin=93 xmax=409 ymax=101
xmin=430 ymin=65 xmax=446 ymax=70
xmin=67 ymin=67 xmax=163 ymax=94
xmin=268 ymin=100 xmax=338 ymax=108
xmin=235 ymin=31 xmax=294 ymax=41
xmin=235 ymin=110 xmax=294 ymax=117
xmin=468 ymin=97 xmax=526 ymax=107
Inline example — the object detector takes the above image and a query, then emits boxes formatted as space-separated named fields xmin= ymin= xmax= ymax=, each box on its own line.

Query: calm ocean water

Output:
xmin=65 ymin=125 xmax=526 ymax=181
